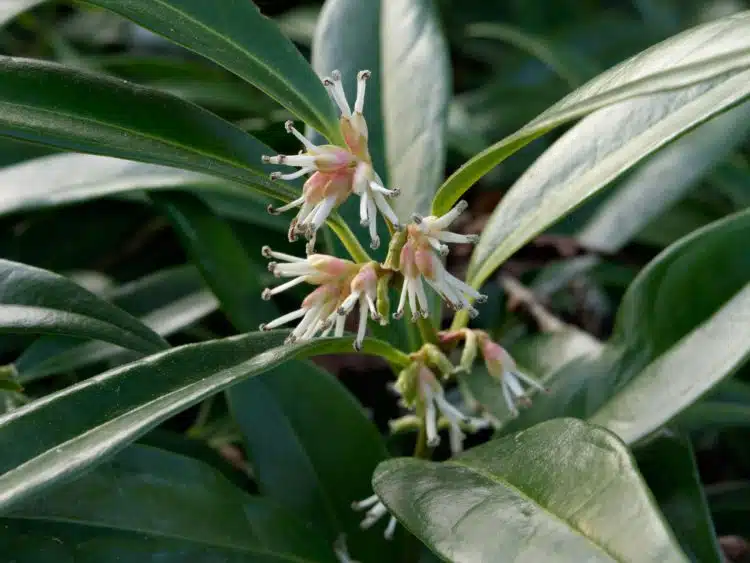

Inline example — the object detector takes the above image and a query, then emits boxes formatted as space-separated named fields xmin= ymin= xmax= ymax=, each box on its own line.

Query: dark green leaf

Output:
xmin=374 ymin=418 xmax=687 ymax=563
xmin=0 ymin=56 xmax=295 ymax=201
xmin=637 ymin=431 xmax=722 ymax=563
xmin=0 ymin=258 xmax=167 ymax=355
xmin=150 ymin=191 xmax=276 ymax=332
xmin=433 ymin=11 xmax=750 ymax=216
xmin=84 ymin=0 xmax=340 ymax=142
xmin=0 ymin=331 xmax=409 ymax=511
xmin=2 ymin=444 xmax=336 ymax=562
xmin=228 ymin=360 xmax=396 ymax=563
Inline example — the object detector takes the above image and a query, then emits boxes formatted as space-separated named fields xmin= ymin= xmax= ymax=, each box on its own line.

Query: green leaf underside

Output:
xmin=432 ymin=11 xmax=750 ymax=216
xmin=577 ymin=102 xmax=750 ymax=253
xmin=506 ymin=209 xmax=750 ymax=444
xmin=382 ymin=0 xmax=451 ymax=219
xmin=469 ymin=67 xmax=750 ymax=287
xmin=228 ymin=360 xmax=395 ymax=562
xmin=0 ymin=56 xmax=297 ymax=201
xmin=637 ymin=431 xmax=723 ymax=563
xmin=83 ymin=0 xmax=340 ymax=142
xmin=0 ymin=331 xmax=408 ymax=512
xmin=2 ymin=444 xmax=336 ymax=562
xmin=0 ymin=258 xmax=167 ymax=355
xmin=374 ymin=419 xmax=687 ymax=563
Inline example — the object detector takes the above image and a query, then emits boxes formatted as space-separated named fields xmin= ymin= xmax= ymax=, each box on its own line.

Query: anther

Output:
xmin=357 ymin=70 xmax=372 ymax=81
xmin=261 ymin=246 xmax=273 ymax=258
xmin=261 ymin=155 xmax=271 ymax=163
xmin=284 ymin=120 xmax=294 ymax=133
xmin=412 ymin=214 xmax=423 ymax=224
xmin=370 ymin=236 xmax=380 ymax=250
xmin=261 ymin=288 xmax=272 ymax=301
xmin=456 ymin=200 xmax=469 ymax=212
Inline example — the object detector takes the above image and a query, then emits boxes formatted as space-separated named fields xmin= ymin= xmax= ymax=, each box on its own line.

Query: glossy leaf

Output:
xmin=374 ymin=418 xmax=687 ymax=563
xmin=382 ymin=0 xmax=451 ymax=219
xmin=228 ymin=360 xmax=395 ymax=562
xmin=432 ymin=11 xmax=750 ymax=215
xmin=469 ymin=67 xmax=750 ymax=287
xmin=0 ymin=56 xmax=296 ymax=201
xmin=15 ymin=266 xmax=218 ymax=383
xmin=0 ymin=258 xmax=167 ymax=355
xmin=2 ymin=444 xmax=336 ymax=562
xmin=507 ymin=210 xmax=750 ymax=442
xmin=0 ymin=0 xmax=45 ymax=27
xmin=0 ymin=331 xmax=409 ymax=511
xmin=637 ymin=431 xmax=722 ymax=563
xmin=0 ymin=152 xmax=287 ymax=231
xmin=151 ymin=192 xmax=277 ymax=333
xmin=84 ymin=0 xmax=340 ymax=142
xmin=578 ymin=101 xmax=750 ymax=253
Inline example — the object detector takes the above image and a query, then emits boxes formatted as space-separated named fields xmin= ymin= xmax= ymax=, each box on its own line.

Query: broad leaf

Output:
xmin=637 ymin=431 xmax=723 ymax=563
xmin=0 ymin=56 xmax=296 ymax=201
xmin=0 ymin=0 xmax=45 ymax=27
xmin=15 ymin=266 xmax=218 ymax=383
xmin=432 ymin=11 xmax=750 ymax=215
xmin=578 ymin=101 xmax=750 ymax=253
xmin=382 ymin=0 xmax=451 ymax=219
xmin=0 ymin=259 xmax=167 ymax=355
xmin=506 ymin=210 xmax=750 ymax=442
xmin=228 ymin=360 xmax=395 ymax=563
xmin=84 ymin=0 xmax=341 ymax=142
xmin=469 ymin=67 xmax=750 ymax=287
xmin=1 ymin=444 xmax=336 ymax=562
xmin=150 ymin=192 xmax=277 ymax=332
xmin=0 ymin=153 xmax=287 ymax=231
xmin=0 ymin=331 xmax=409 ymax=511
xmin=374 ymin=418 xmax=687 ymax=563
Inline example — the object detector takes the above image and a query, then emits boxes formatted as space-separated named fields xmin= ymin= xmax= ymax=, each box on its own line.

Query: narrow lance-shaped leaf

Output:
xmin=374 ymin=418 xmax=688 ymax=563
xmin=2 ymin=444 xmax=337 ymax=562
xmin=0 ymin=56 xmax=297 ymax=201
xmin=382 ymin=0 xmax=451 ymax=220
xmin=83 ymin=0 xmax=341 ymax=142
xmin=0 ymin=259 xmax=167 ymax=355
xmin=0 ymin=331 xmax=410 ymax=512
xmin=432 ymin=11 xmax=750 ymax=215
xmin=469 ymin=68 xmax=750 ymax=288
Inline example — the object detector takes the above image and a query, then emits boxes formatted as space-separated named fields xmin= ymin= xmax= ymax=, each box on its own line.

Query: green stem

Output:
xmin=328 ymin=213 xmax=371 ymax=263
xmin=416 ymin=316 xmax=439 ymax=346
xmin=449 ymin=309 xmax=471 ymax=332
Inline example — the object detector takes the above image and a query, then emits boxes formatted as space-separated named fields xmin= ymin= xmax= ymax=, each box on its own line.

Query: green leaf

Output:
xmin=578 ymin=101 xmax=750 ymax=253
xmin=228 ymin=360 xmax=396 ymax=563
xmin=1 ymin=444 xmax=336 ymax=562
xmin=0 ymin=56 xmax=295 ymax=201
xmin=0 ymin=0 xmax=45 ymax=27
xmin=506 ymin=210 xmax=750 ymax=443
xmin=14 ymin=266 xmax=218 ymax=383
xmin=374 ymin=418 xmax=687 ymax=563
xmin=432 ymin=11 xmax=750 ymax=216
xmin=382 ymin=0 xmax=451 ymax=219
xmin=0 ymin=331 xmax=408 ymax=511
xmin=83 ymin=0 xmax=340 ymax=142
xmin=150 ymin=191 xmax=277 ymax=333
xmin=675 ymin=401 xmax=750 ymax=433
xmin=468 ymin=67 xmax=750 ymax=287
xmin=0 ymin=259 xmax=167 ymax=355
xmin=637 ymin=431 xmax=723 ymax=563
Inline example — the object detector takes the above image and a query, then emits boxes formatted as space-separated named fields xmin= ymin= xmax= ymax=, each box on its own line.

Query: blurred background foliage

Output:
xmin=1 ymin=1 xmax=749 ymax=559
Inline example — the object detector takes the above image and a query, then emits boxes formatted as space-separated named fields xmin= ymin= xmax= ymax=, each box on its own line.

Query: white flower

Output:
xmin=395 ymin=201 xmax=485 ymax=320
xmin=481 ymin=338 xmax=547 ymax=417
xmin=352 ymin=494 xmax=398 ymax=540
xmin=264 ymin=70 xmax=399 ymax=252
xmin=335 ymin=262 xmax=382 ymax=350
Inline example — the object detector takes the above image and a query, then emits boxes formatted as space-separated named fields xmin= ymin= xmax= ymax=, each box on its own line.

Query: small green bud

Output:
xmin=458 ymin=329 xmax=478 ymax=374
xmin=393 ymin=362 xmax=420 ymax=406
xmin=376 ymin=271 xmax=392 ymax=324
xmin=382 ymin=229 xmax=407 ymax=271
xmin=423 ymin=344 xmax=456 ymax=378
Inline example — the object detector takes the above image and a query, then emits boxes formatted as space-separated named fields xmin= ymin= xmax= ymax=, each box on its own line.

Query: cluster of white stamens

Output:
xmin=352 ymin=494 xmax=398 ymax=540
xmin=263 ymin=70 xmax=400 ymax=252
xmin=395 ymin=201 xmax=485 ymax=320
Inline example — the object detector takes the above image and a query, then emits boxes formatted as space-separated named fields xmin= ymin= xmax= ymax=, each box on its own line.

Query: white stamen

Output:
xmin=368 ymin=181 xmax=399 ymax=197
xmin=262 ymin=247 xmax=306 ymax=262
xmin=431 ymin=200 xmax=468 ymax=231
xmin=384 ymin=516 xmax=397 ymax=540
xmin=434 ymin=231 xmax=479 ymax=244
xmin=324 ymin=70 xmax=352 ymax=118
xmin=372 ymin=191 xmax=400 ymax=228
xmin=359 ymin=191 xmax=370 ymax=226
xmin=514 ymin=370 xmax=547 ymax=392
xmin=335 ymin=314 xmax=346 ymax=337
xmin=310 ymin=196 xmax=338 ymax=231
xmin=448 ymin=423 xmax=466 ymax=456
xmin=265 ymin=275 xmax=307 ymax=297
xmin=414 ymin=277 xmax=430 ymax=318
xmin=502 ymin=378 xmax=519 ymax=417
xmin=424 ymin=390 xmax=440 ymax=447
xmin=270 ymin=167 xmax=314 ymax=181
xmin=394 ymin=277 xmax=408 ymax=318
xmin=354 ymin=303 xmax=368 ymax=350
xmin=338 ymin=292 xmax=360 ymax=315
xmin=261 ymin=308 xmax=306 ymax=330
xmin=367 ymin=197 xmax=378 ymax=248
xmin=435 ymin=394 xmax=468 ymax=425
xmin=264 ymin=154 xmax=317 ymax=168
xmin=365 ymin=293 xmax=378 ymax=319
xmin=361 ymin=502 xmax=388 ymax=529
xmin=268 ymin=196 xmax=305 ymax=215
xmin=505 ymin=371 xmax=525 ymax=398
xmin=273 ymin=262 xmax=316 ymax=277
xmin=407 ymin=280 xmax=418 ymax=321
xmin=426 ymin=236 xmax=449 ymax=256
xmin=284 ymin=120 xmax=318 ymax=151
xmin=355 ymin=70 xmax=371 ymax=114
xmin=352 ymin=494 xmax=380 ymax=511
